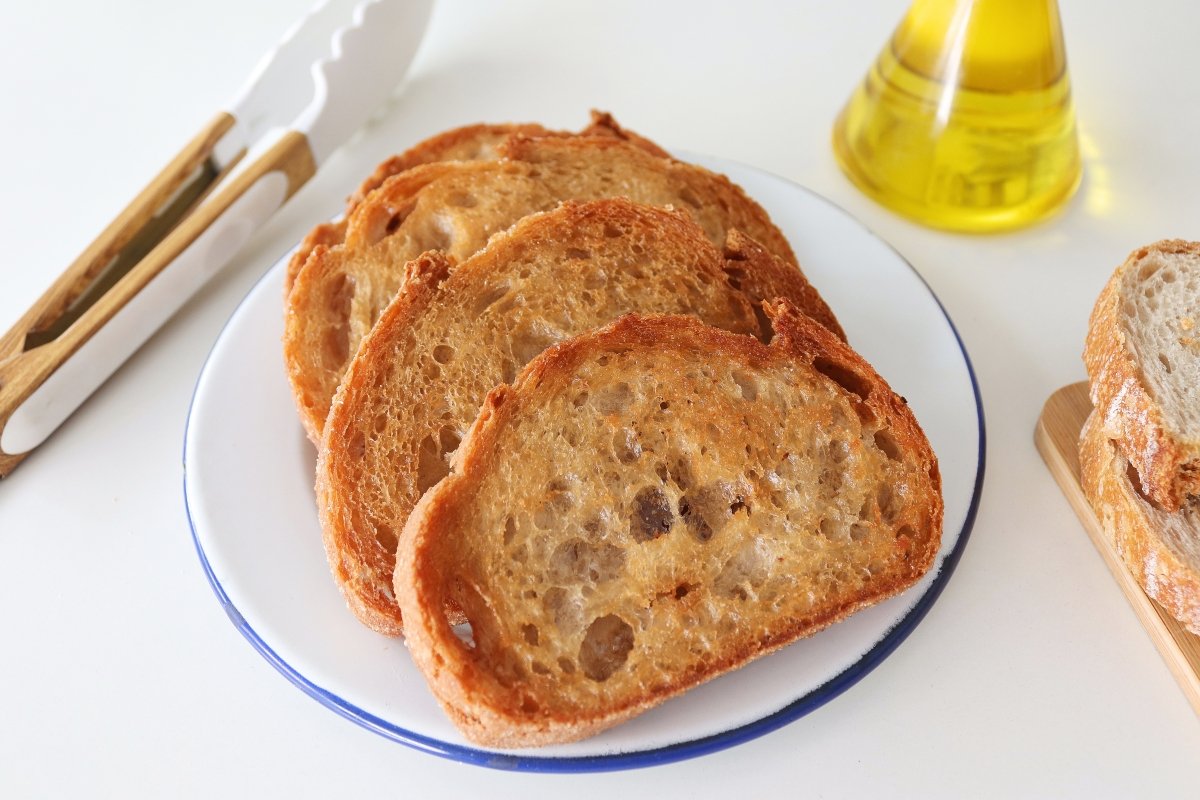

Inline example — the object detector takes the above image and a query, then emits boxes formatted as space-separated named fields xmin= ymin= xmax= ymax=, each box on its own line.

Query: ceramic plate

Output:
xmin=183 ymin=156 xmax=984 ymax=772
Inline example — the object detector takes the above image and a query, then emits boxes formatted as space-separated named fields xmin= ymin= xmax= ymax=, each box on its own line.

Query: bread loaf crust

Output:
xmin=1084 ymin=239 xmax=1200 ymax=511
xmin=316 ymin=199 xmax=842 ymax=635
xmin=395 ymin=306 xmax=942 ymax=746
xmin=1079 ymin=411 xmax=1200 ymax=633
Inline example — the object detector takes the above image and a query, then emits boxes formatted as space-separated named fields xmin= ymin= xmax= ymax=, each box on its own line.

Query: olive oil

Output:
xmin=833 ymin=0 xmax=1081 ymax=232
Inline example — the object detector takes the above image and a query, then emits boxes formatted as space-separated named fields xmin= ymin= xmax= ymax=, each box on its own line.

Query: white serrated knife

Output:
xmin=0 ymin=0 xmax=433 ymax=477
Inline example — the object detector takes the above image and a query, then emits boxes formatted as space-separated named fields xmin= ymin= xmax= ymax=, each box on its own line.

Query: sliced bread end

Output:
xmin=1079 ymin=410 xmax=1200 ymax=634
xmin=1084 ymin=239 xmax=1200 ymax=511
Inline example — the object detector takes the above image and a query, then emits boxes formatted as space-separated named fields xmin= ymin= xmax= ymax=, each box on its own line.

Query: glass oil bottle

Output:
xmin=833 ymin=0 xmax=1081 ymax=232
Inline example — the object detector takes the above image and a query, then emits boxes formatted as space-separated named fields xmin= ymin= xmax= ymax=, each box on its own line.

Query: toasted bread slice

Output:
xmin=348 ymin=112 xmax=669 ymax=213
xmin=285 ymin=136 xmax=802 ymax=442
xmin=284 ymin=122 xmax=555 ymax=296
xmin=1084 ymin=240 xmax=1200 ymax=511
xmin=1079 ymin=411 xmax=1200 ymax=633
xmin=394 ymin=305 xmax=942 ymax=747
xmin=284 ymin=112 xmax=668 ymax=294
xmin=317 ymin=199 xmax=842 ymax=635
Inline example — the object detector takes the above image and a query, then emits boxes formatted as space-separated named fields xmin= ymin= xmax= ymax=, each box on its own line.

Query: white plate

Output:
xmin=183 ymin=156 xmax=984 ymax=772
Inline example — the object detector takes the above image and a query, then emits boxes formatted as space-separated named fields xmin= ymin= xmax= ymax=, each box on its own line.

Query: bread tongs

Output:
xmin=0 ymin=0 xmax=433 ymax=477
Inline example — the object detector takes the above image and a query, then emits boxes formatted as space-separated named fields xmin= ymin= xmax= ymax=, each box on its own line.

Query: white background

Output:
xmin=1 ymin=0 xmax=1196 ymax=796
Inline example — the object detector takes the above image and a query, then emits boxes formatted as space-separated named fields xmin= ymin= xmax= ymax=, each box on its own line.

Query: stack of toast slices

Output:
xmin=1080 ymin=240 xmax=1200 ymax=635
xmin=283 ymin=112 xmax=944 ymax=747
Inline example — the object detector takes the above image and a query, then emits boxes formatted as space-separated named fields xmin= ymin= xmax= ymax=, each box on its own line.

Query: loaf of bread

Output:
xmin=317 ymin=198 xmax=842 ymax=635
xmin=1079 ymin=411 xmax=1200 ymax=633
xmin=284 ymin=111 xmax=665 ymax=294
xmin=1080 ymin=239 xmax=1200 ymax=634
xmin=394 ymin=305 xmax=943 ymax=746
xmin=1084 ymin=240 xmax=1200 ymax=511
xmin=284 ymin=135 xmax=800 ymax=442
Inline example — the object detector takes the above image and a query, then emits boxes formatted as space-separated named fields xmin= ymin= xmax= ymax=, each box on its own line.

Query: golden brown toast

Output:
xmin=285 ymin=136 xmax=802 ymax=442
xmin=283 ymin=112 xmax=668 ymax=295
xmin=317 ymin=198 xmax=841 ymax=635
xmin=394 ymin=306 xmax=942 ymax=747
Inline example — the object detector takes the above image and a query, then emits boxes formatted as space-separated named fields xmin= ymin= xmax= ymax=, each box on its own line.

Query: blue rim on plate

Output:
xmin=182 ymin=165 xmax=985 ymax=773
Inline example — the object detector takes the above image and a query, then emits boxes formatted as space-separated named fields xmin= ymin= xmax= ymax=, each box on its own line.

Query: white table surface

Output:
xmin=2 ymin=0 xmax=1196 ymax=796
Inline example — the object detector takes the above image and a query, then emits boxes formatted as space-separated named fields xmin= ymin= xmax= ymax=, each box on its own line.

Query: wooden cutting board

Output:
xmin=1035 ymin=381 xmax=1200 ymax=714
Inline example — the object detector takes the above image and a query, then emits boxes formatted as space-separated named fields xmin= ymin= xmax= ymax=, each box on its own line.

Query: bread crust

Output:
xmin=1079 ymin=411 xmax=1200 ymax=634
xmin=395 ymin=306 xmax=941 ymax=746
xmin=722 ymin=228 xmax=844 ymax=341
xmin=578 ymin=110 xmax=671 ymax=160
xmin=1084 ymin=239 xmax=1200 ymax=511
xmin=316 ymin=199 xmax=842 ymax=635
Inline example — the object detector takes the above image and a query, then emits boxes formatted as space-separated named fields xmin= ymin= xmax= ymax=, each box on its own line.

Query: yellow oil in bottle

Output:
xmin=832 ymin=0 xmax=1081 ymax=232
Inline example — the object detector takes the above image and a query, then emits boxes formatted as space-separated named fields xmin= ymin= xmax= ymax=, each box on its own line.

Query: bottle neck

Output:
xmin=892 ymin=0 xmax=1067 ymax=91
